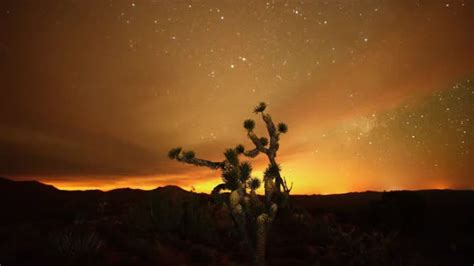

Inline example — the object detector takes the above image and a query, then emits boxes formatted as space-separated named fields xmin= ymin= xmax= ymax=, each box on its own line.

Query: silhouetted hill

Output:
xmin=0 ymin=176 xmax=58 ymax=193
xmin=0 ymin=177 xmax=473 ymax=265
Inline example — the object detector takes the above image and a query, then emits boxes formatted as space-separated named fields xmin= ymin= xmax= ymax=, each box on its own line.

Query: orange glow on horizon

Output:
xmin=25 ymin=151 xmax=468 ymax=195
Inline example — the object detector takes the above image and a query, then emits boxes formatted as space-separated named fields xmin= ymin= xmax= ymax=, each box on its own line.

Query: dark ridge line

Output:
xmin=1 ymin=176 xmax=472 ymax=196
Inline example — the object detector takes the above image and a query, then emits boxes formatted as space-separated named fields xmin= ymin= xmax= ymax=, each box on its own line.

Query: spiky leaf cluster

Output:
xmin=239 ymin=162 xmax=252 ymax=182
xmin=218 ymin=149 xmax=260 ymax=193
xmin=224 ymin=148 xmax=239 ymax=166
xmin=244 ymin=119 xmax=255 ymax=131
xmin=253 ymin=102 xmax=267 ymax=113
xmin=183 ymin=150 xmax=195 ymax=160
xmin=222 ymin=168 xmax=239 ymax=191
xmin=264 ymin=164 xmax=281 ymax=179
xmin=168 ymin=147 xmax=182 ymax=159
xmin=277 ymin=122 xmax=288 ymax=133
xmin=248 ymin=177 xmax=261 ymax=191
xmin=235 ymin=144 xmax=245 ymax=154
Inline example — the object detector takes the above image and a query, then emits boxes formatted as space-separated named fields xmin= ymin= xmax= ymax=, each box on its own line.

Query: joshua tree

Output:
xmin=243 ymin=102 xmax=292 ymax=203
xmin=168 ymin=102 xmax=291 ymax=266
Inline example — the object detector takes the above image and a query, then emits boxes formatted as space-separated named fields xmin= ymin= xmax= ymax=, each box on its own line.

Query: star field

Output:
xmin=0 ymin=0 xmax=473 ymax=193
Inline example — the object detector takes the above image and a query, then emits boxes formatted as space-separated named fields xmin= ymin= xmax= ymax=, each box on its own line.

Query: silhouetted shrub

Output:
xmin=49 ymin=226 xmax=103 ymax=263
xmin=147 ymin=190 xmax=218 ymax=244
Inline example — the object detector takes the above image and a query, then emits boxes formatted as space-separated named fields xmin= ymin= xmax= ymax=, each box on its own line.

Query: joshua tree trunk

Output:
xmin=255 ymin=214 xmax=268 ymax=266
xmin=269 ymin=156 xmax=282 ymax=193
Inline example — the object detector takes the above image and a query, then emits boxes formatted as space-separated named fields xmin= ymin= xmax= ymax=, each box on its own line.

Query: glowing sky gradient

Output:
xmin=1 ymin=0 xmax=473 ymax=194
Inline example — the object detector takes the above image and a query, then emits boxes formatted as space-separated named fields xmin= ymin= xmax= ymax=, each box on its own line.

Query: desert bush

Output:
xmin=49 ymin=226 xmax=103 ymax=264
xmin=306 ymin=213 xmax=401 ymax=266
xmin=147 ymin=190 xmax=219 ymax=244
xmin=148 ymin=192 xmax=183 ymax=232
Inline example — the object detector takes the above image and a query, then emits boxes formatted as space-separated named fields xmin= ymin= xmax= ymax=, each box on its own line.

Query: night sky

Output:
xmin=0 ymin=0 xmax=473 ymax=194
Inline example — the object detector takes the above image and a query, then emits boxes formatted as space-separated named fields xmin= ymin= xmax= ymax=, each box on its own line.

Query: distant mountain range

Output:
xmin=1 ymin=177 xmax=473 ymax=265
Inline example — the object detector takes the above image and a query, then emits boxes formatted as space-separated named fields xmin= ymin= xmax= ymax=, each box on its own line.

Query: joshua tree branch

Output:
xmin=261 ymin=112 xmax=280 ymax=154
xmin=282 ymin=177 xmax=293 ymax=193
xmin=247 ymin=131 xmax=268 ymax=154
xmin=243 ymin=148 xmax=260 ymax=158
xmin=176 ymin=156 xmax=224 ymax=169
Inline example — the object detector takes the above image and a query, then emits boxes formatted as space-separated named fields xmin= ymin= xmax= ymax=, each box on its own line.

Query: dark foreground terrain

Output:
xmin=1 ymin=177 xmax=473 ymax=266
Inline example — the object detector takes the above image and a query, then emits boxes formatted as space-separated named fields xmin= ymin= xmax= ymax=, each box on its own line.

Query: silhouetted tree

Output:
xmin=168 ymin=102 xmax=291 ymax=266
